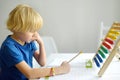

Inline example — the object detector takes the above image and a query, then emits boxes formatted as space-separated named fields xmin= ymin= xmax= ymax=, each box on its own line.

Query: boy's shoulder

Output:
xmin=2 ymin=35 xmax=15 ymax=46
xmin=0 ymin=35 xmax=15 ymax=54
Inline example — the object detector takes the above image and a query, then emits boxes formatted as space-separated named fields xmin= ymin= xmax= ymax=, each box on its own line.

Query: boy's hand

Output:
xmin=32 ymin=32 xmax=43 ymax=44
xmin=60 ymin=61 xmax=70 ymax=73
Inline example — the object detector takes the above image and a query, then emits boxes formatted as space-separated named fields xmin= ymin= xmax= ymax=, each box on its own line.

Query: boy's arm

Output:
xmin=15 ymin=61 xmax=51 ymax=78
xmin=15 ymin=61 xmax=70 ymax=79
xmin=32 ymin=32 xmax=46 ymax=66
xmin=34 ymin=41 xmax=46 ymax=66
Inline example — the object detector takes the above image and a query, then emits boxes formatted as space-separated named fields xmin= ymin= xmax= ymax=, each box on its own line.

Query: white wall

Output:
xmin=0 ymin=0 xmax=120 ymax=53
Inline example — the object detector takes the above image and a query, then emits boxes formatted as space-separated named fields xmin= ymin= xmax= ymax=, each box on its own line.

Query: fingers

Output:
xmin=61 ymin=61 xmax=70 ymax=68
xmin=32 ymin=32 xmax=44 ymax=44
xmin=32 ymin=32 xmax=40 ymax=40
xmin=61 ymin=61 xmax=71 ymax=73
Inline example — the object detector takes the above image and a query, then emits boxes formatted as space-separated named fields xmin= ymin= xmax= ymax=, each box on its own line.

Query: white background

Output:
xmin=0 ymin=0 xmax=120 ymax=53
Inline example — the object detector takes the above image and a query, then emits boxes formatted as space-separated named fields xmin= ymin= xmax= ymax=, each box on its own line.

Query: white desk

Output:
xmin=38 ymin=53 xmax=120 ymax=80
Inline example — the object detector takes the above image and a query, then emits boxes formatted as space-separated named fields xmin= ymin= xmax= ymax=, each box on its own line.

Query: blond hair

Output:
xmin=7 ymin=4 xmax=43 ymax=32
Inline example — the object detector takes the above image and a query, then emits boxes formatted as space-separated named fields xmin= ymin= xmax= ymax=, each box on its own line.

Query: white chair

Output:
xmin=98 ymin=22 xmax=111 ymax=47
xmin=42 ymin=36 xmax=58 ymax=55
xmin=33 ymin=36 xmax=58 ymax=68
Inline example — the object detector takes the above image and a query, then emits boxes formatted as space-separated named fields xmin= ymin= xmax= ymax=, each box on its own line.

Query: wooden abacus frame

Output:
xmin=93 ymin=22 xmax=120 ymax=77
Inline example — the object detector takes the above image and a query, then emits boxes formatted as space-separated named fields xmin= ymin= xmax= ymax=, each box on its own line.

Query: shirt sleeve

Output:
xmin=1 ymin=44 xmax=23 ymax=68
xmin=31 ymin=41 xmax=38 ymax=52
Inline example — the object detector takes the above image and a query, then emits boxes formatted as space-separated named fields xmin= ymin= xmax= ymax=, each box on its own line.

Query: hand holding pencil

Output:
xmin=56 ymin=51 xmax=83 ymax=76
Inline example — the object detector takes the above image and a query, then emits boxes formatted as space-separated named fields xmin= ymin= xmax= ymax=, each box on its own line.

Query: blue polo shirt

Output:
xmin=0 ymin=35 xmax=37 ymax=80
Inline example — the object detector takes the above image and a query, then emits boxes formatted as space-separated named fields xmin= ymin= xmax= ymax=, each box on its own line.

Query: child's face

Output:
xmin=17 ymin=32 xmax=35 ymax=43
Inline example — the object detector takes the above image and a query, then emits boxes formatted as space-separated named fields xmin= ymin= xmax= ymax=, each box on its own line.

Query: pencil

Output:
xmin=68 ymin=51 xmax=82 ymax=63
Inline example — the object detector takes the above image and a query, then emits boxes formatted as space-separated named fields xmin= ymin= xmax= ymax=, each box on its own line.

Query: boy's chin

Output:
xmin=26 ymin=41 xmax=31 ymax=43
xmin=26 ymin=40 xmax=34 ymax=43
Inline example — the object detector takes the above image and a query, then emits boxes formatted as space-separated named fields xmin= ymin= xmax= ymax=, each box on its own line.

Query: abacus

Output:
xmin=93 ymin=22 xmax=120 ymax=77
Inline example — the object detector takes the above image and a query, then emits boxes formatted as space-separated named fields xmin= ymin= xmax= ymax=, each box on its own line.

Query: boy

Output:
xmin=0 ymin=4 xmax=70 ymax=80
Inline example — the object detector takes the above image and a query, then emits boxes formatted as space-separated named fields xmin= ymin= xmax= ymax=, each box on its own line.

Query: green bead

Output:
xmin=98 ymin=50 xmax=106 ymax=59
xmin=100 ymin=46 xmax=109 ymax=54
